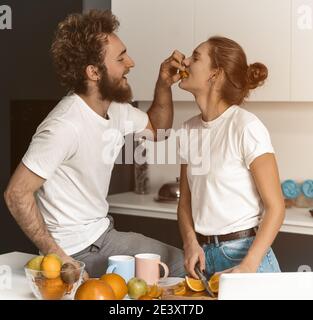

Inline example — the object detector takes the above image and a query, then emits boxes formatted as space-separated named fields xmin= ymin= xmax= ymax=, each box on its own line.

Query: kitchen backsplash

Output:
xmin=139 ymin=100 xmax=313 ymax=193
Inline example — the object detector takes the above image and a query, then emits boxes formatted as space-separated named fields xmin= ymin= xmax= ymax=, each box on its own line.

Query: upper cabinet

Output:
xmin=112 ymin=0 xmax=313 ymax=102
xmin=194 ymin=0 xmax=291 ymax=102
xmin=111 ymin=0 xmax=194 ymax=101
xmin=291 ymin=0 xmax=313 ymax=101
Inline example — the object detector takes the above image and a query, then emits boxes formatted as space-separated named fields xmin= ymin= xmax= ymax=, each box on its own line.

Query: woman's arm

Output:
xmin=178 ymin=164 xmax=206 ymax=278
xmin=233 ymin=153 xmax=285 ymax=273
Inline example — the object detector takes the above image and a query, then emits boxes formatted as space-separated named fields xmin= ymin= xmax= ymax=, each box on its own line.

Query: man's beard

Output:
xmin=97 ymin=67 xmax=133 ymax=103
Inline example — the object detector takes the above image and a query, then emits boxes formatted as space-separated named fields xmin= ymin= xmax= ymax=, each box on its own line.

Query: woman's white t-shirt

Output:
xmin=179 ymin=105 xmax=274 ymax=236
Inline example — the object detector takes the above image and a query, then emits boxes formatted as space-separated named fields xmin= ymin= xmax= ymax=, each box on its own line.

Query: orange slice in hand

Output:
xmin=185 ymin=276 xmax=205 ymax=292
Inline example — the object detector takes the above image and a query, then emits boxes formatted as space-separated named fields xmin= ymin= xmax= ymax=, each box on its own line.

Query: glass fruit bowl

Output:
xmin=24 ymin=260 xmax=85 ymax=300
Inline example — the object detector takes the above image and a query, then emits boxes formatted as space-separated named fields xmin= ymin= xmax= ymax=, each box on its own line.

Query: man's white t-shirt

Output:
xmin=179 ymin=105 xmax=274 ymax=236
xmin=22 ymin=93 xmax=148 ymax=255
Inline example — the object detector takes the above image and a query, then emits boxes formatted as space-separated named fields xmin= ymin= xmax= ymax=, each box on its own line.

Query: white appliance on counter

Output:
xmin=218 ymin=272 xmax=313 ymax=300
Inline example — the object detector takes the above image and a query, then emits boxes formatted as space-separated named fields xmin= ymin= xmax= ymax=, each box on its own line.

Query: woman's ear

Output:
xmin=208 ymin=71 xmax=217 ymax=82
xmin=207 ymin=67 xmax=218 ymax=82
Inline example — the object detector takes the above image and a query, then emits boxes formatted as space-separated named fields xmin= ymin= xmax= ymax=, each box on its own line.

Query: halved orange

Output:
xmin=185 ymin=276 xmax=205 ymax=292
xmin=208 ymin=274 xmax=220 ymax=293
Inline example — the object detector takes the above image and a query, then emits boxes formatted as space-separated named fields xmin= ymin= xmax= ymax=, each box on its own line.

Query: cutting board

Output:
xmin=160 ymin=286 xmax=216 ymax=300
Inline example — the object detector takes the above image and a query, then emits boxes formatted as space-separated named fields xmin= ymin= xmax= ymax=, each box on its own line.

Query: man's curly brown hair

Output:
xmin=51 ymin=10 xmax=119 ymax=94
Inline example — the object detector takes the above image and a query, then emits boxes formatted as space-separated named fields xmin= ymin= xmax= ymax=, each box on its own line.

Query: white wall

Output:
xmin=139 ymin=99 xmax=313 ymax=192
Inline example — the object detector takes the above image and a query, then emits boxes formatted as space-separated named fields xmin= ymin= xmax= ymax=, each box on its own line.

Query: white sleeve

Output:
xmin=178 ymin=123 xmax=189 ymax=164
xmin=122 ymin=103 xmax=149 ymax=135
xmin=22 ymin=119 xmax=78 ymax=179
xmin=241 ymin=119 xmax=274 ymax=169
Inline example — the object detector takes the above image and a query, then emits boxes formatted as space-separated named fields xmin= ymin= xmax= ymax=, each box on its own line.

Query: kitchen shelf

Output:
xmin=107 ymin=192 xmax=313 ymax=236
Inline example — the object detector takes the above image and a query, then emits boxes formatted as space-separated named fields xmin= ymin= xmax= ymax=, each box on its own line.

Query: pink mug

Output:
xmin=135 ymin=253 xmax=169 ymax=285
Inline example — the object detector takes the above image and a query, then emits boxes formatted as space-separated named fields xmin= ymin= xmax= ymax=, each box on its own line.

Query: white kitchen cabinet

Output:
xmin=112 ymin=0 xmax=313 ymax=102
xmin=112 ymin=0 xmax=194 ymax=101
xmin=291 ymin=0 xmax=313 ymax=101
xmin=194 ymin=0 xmax=291 ymax=102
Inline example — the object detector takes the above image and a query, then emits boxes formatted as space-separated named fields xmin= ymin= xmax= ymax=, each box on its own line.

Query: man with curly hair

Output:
xmin=5 ymin=10 xmax=186 ymax=279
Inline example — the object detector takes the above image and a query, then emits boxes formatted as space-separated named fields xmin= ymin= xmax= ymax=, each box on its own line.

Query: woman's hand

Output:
xmin=217 ymin=262 xmax=257 ymax=275
xmin=183 ymin=240 xmax=206 ymax=279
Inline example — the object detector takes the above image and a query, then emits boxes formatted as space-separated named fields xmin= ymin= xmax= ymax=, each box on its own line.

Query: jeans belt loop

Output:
xmin=214 ymin=235 xmax=219 ymax=246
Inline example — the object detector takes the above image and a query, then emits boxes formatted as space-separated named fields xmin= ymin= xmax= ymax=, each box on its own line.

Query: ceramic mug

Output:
xmin=106 ymin=255 xmax=135 ymax=282
xmin=135 ymin=253 xmax=169 ymax=285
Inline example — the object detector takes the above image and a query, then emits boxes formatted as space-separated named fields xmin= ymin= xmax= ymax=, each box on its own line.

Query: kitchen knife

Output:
xmin=194 ymin=263 xmax=215 ymax=298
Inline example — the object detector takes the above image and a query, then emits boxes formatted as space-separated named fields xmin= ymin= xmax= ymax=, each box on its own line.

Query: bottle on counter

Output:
xmin=134 ymin=137 xmax=150 ymax=194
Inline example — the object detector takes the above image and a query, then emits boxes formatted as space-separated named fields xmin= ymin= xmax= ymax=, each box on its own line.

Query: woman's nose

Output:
xmin=182 ymin=57 xmax=190 ymax=68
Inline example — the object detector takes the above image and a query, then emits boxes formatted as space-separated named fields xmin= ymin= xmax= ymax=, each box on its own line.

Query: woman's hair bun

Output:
xmin=247 ymin=62 xmax=268 ymax=89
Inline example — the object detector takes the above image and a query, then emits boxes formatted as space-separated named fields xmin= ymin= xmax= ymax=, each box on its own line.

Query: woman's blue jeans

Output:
xmin=203 ymin=236 xmax=281 ymax=277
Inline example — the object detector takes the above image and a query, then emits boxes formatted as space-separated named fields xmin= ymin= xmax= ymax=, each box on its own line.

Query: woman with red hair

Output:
xmin=178 ymin=36 xmax=285 ymax=278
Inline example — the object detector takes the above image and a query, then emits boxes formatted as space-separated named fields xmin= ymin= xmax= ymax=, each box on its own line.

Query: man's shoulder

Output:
xmin=46 ymin=94 xmax=79 ymax=120
xmin=36 ymin=94 xmax=81 ymax=134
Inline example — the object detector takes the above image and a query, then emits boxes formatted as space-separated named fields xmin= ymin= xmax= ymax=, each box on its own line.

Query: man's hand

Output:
xmin=183 ymin=239 xmax=206 ymax=279
xmin=61 ymin=255 xmax=90 ymax=282
xmin=158 ymin=50 xmax=186 ymax=87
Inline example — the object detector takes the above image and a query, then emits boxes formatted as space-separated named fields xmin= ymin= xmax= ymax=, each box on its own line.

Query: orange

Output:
xmin=100 ymin=273 xmax=128 ymax=300
xmin=185 ymin=276 xmax=205 ymax=292
xmin=36 ymin=276 xmax=66 ymax=300
xmin=65 ymin=283 xmax=73 ymax=294
xmin=75 ymin=279 xmax=116 ymax=300
xmin=173 ymin=282 xmax=187 ymax=296
xmin=138 ymin=294 xmax=153 ymax=300
xmin=147 ymin=284 xmax=163 ymax=299
xmin=41 ymin=255 xmax=62 ymax=279
xmin=208 ymin=274 xmax=220 ymax=294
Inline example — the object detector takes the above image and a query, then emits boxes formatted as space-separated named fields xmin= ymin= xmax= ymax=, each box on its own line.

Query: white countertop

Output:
xmin=0 ymin=252 xmax=36 ymax=300
xmin=107 ymin=192 xmax=313 ymax=235
xmin=1 ymin=252 xmax=312 ymax=300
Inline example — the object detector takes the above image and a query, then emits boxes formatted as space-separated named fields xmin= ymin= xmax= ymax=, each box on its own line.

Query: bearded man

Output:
xmin=4 ymin=10 xmax=186 ymax=279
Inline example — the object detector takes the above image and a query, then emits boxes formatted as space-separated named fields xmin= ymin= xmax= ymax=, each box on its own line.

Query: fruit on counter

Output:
xmin=138 ymin=294 xmax=153 ymax=300
xmin=40 ymin=254 xmax=62 ymax=279
xmin=173 ymin=281 xmax=187 ymax=296
xmin=127 ymin=277 xmax=148 ymax=299
xmin=185 ymin=276 xmax=206 ymax=292
xmin=25 ymin=256 xmax=44 ymax=271
xmin=147 ymin=284 xmax=163 ymax=299
xmin=61 ymin=262 xmax=80 ymax=285
xmin=45 ymin=253 xmax=63 ymax=265
xmin=100 ymin=273 xmax=128 ymax=300
xmin=208 ymin=274 xmax=220 ymax=294
xmin=74 ymin=279 xmax=116 ymax=300
xmin=35 ymin=276 xmax=67 ymax=300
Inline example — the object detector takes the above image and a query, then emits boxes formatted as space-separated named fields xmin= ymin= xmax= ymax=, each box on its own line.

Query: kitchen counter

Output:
xmin=0 ymin=252 xmax=36 ymax=300
xmin=1 ymin=252 xmax=312 ymax=300
xmin=107 ymin=192 xmax=313 ymax=236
